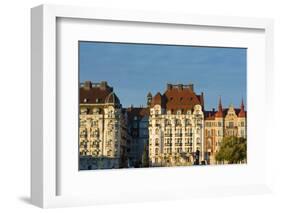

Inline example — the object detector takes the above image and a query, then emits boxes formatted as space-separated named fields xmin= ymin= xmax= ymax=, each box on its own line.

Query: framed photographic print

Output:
xmin=31 ymin=4 xmax=274 ymax=208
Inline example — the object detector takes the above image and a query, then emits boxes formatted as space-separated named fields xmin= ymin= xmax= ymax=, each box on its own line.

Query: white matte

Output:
xmin=57 ymin=18 xmax=266 ymax=197
xmin=31 ymin=4 xmax=274 ymax=208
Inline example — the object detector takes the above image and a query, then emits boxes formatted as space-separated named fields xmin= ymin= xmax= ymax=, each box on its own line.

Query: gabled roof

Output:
xmin=205 ymin=108 xmax=247 ymax=120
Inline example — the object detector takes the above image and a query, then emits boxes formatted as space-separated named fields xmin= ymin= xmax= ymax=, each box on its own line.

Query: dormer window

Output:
xmin=81 ymin=108 xmax=89 ymax=115
xmin=93 ymin=108 xmax=100 ymax=114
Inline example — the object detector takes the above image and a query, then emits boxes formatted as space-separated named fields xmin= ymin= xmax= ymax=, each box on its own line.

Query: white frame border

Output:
xmin=31 ymin=4 xmax=274 ymax=208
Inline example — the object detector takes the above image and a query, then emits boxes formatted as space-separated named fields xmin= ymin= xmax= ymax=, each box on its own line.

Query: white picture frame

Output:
xmin=31 ymin=4 xmax=274 ymax=208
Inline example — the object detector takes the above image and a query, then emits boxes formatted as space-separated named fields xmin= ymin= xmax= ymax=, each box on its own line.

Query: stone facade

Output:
xmin=79 ymin=81 xmax=247 ymax=169
xmin=148 ymin=84 xmax=205 ymax=166
xmin=79 ymin=81 xmax=126 ymax=169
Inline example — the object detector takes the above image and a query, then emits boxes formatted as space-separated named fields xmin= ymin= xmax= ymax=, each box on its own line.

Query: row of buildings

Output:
xmin=79 ymin=81 xmax=246 ymax=170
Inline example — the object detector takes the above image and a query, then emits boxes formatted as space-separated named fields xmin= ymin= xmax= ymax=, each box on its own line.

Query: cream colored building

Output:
xmin=79 ymin=81 xmax=126 ymax=169
xmin=78 ymin=81 xmax=247 ymax=169
xmin=148 ymin=84 xmax=205 ymax=167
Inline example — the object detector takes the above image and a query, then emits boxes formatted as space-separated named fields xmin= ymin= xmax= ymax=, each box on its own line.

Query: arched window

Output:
xmin=155 ymin=148 xmax=159 ymax=154
xmin=208 ymin=139 xmax=212 ymax=148
xmin=155 ymin=128 xmax=159 ymax=135
xmin=155 ymin=138 xmax=159 ymax=146
xmin=175 ymin=119 xmax=181 ymax=126
xmin=165 ymin=119 xmax=171 ymax=125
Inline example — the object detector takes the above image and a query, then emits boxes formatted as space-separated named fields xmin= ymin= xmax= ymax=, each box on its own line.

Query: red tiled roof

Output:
xmin=205 ymin=108 xmax=247 ymax=119
xmin=79 ymin=81 xmax=120 ymax=105
xmin=150 ymin=84 xmax=204 ymax=113
xmin=215 ymin=97 xmax=223 ymax=117
xmin=238 ymin=99 xmax=246 ymax=117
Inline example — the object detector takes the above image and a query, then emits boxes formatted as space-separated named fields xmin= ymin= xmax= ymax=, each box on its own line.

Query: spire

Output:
xmin=241 ymin=98 xmax=244 ymax=109
xmin=238 ymin=98 xmax=246 ymax=117
xmin=218 ymin=96 xmax=222 ymax=112
xmin=215 ymin=96 xmax=223 ymax=118
xmin=147 ymin=92 xmax=152 ymax=106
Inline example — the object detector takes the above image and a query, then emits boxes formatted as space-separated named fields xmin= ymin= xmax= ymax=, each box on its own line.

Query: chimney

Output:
xmin=179 ymin=84 xmax=183 ymax=90
xmin=147 ymin=92 xmax=152 ymax=106
xmin=189 ymin=84 xmax=194 ymax=91
xmin=84 ymin=81 xmax=92 ymax=90
xmin=100 ymin=81 xmax=108 ymax=90
xmin=167 ymin=84 xmax=172 ymax=90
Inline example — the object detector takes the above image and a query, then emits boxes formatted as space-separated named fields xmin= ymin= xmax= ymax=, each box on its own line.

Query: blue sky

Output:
xmin=79 ymin=41 xmax=246 ymax=110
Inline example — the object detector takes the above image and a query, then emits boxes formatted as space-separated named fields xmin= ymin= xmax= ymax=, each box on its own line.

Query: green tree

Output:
xmin=215 ymin=136 xmax=247 ymax=164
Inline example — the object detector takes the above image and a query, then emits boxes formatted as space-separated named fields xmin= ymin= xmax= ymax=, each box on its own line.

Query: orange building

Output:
xmin=204 ymin=98 xmax=247 ymax=164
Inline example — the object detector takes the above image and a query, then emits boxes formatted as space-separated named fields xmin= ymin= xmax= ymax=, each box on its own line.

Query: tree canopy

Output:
xmin=215 ymin=136 xmax=247 ymax=164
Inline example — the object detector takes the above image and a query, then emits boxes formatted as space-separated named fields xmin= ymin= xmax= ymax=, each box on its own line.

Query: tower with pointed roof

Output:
xmin=204 ymin=97 xmax=225 ymax=164
xmin=204 ymin=97 xmax=247 ymax=164
xmin=237 ymin=98 xmax=247 ymax=138
xmin=147 ymin=92 xmax=152 ymax=106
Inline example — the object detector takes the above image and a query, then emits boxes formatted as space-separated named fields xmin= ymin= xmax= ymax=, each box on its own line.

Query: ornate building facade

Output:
xmin=148 ymin=84 xmax=205 ymax=167
xmin=204 ymin=98 xmax=247 ymax=164
xmin=79 ymin=81 xmax=247 ymax=169
xmin=79 ymin=81 xmax=127 ymax=169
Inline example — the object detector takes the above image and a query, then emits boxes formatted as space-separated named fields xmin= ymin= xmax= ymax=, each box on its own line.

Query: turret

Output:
xmin=238 ymin=98 xmax=246 ymax=117
xmin=147 ymin=92 xmax=152 ymax=106
xmin=215 ymin=96 xmax=223 ymax=118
